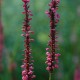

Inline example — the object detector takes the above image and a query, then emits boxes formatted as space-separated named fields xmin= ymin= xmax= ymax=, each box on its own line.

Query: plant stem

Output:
xmin=49 ymin=73 xmax=52 ymax=80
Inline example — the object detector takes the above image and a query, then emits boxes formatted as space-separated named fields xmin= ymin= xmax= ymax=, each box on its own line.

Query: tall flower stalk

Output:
xmin=0 ymin=0 xmax=3 ymax=54
xmin=21 ymin=0 xmax=36 ymax=80
xmin=0 ymin=20 xmax=4 ymax=71
xmin=0 ymin=0 xmax=4 ymax=71
xmin=45 ymin=0 xmax=60 ymax=79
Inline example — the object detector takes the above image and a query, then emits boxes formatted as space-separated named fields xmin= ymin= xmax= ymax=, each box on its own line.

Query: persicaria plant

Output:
xmin=45 ymin=0 xmax=60 ymax=79
xmin=0 ymin=1 xmax=4 ymax=71
xmin=21 ymin=0 xmax=36 ymax=80
xmin=21 ymin=0 xmax=60 ymax=80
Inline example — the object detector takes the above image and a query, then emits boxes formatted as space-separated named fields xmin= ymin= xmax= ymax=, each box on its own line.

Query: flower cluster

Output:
xmin=45 ymin=0 xmax=60 ymax=73
xmin=74 ymin=65 xmax=80 ymax=80
xmin=0 ymin=0 xmax=4 ymax=72
xmin=21 ymin=0 xmax=36 ymax=80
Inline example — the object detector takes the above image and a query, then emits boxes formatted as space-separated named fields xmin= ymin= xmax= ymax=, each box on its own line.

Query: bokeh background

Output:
xmin=1 ymin=0 xmax=80 ymax=80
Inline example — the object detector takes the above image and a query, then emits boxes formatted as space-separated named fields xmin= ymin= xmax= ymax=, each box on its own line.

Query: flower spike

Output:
xmin=45 ymin=0 xmax=60 ymax=73
xmin=21 ymin=0 xmax=36 ymax=80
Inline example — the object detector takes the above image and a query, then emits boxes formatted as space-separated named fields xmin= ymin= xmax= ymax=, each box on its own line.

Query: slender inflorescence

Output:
xmin=21 ymin=0 xmax=36 ymax=80
xmin=0 ymin=0 xmax=3 ymax=56
xmin=45 ymin=0 xmax=60 ymax=73
xmin=0 ymin=0 xmax=4 ymax=71
xmin=0 ymin=14 xmax=3 ymax=54
xmin=0 ymin=21 xmax=4 ymax=70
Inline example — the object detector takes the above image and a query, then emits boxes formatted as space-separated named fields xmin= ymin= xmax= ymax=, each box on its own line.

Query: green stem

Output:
xmin=49 ymin=73 xmax=52 ymax=80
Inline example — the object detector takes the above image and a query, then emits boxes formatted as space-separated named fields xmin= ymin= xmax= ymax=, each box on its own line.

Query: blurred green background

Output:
xmin=1 ymin=0 xmax=80 ymax=80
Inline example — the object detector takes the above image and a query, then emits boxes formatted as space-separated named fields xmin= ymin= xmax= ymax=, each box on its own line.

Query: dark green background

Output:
xmin=1 ymin=0 xmax=80 ymax=80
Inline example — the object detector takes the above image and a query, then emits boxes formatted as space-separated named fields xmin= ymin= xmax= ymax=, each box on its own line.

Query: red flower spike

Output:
xmin=45 ymin=0 xmax=60 ymax=73
xmin=21 ymin=0 xmax=36 ymax=80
